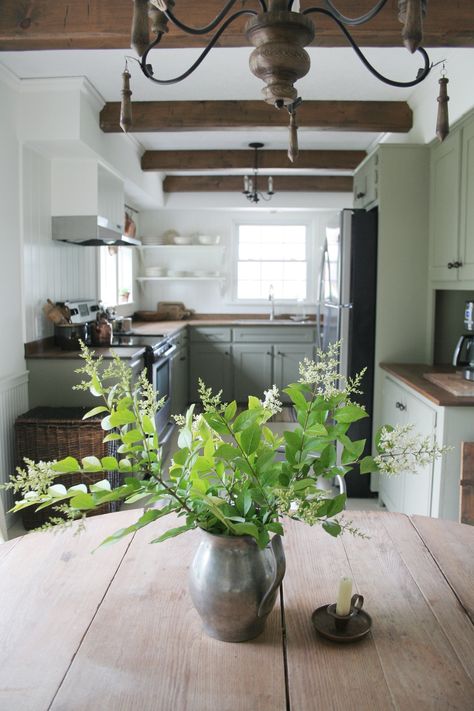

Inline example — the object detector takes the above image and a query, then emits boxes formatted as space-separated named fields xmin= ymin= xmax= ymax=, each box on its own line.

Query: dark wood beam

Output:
xmin=0 ymin=1 xmax=472 ymax=50
xmin=142 ymin=149 xmax=366 ymax=172
xmin=163 ymin=175 xmax=353 ymax=193
xmin=101 ymin=100 xmax=412 ymax=134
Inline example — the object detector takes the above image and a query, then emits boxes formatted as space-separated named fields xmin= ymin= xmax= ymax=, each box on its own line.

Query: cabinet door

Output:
xmin=429 ymin=131 xmax=461 ymax=282
xmin=460 ymin=118 xmax=474 ymax=282
xmin=274 ymin=344 xmax=314 ymax=401
xmin=189 ymin=344 xmax=233 ymax=403
xmin=401 ymin=390 xmax=436 ymax=516
xmin=171 ymin=348 xmax=189 ymax=417
xmin=353 ymin=154 xmax=378 ymax=209
xmin=232 ymin=344 xmax=273 ymax=404
xmin=379 ymin=377 xmax=436 ymax=516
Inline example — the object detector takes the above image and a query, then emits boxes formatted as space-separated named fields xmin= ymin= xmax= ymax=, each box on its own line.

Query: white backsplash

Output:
xmin=23 ymin=148 xmax=99 ymax=342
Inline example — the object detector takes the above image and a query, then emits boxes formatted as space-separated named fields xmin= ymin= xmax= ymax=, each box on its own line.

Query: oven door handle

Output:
xmin=162 ymin=343 xmax=178 ymax=359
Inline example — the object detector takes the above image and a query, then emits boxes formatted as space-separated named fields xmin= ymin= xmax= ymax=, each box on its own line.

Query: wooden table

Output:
xmin=0 ymin=511 xmax=473 ymax=710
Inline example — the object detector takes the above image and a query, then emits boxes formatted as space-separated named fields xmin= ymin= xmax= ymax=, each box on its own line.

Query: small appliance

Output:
xmin=452 ymin=300 xmax=474 ymax=381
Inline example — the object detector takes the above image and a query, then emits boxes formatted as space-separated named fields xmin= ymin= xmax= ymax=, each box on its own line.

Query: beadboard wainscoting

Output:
xmin=22 ymin=148 xmax=99 ymax=343
xmin=0 ymin=372 xmax=29 ymax=538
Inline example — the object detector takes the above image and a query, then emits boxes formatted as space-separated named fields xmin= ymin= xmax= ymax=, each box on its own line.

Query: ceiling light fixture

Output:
xmin=243 ymin=143 xmax=275 ymax=204
xmin=123 ymin=0 xmax=446 ymax=157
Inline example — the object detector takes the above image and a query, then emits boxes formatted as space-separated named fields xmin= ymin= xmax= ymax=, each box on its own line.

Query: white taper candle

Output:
xmin=335 ymin=576 xmax=352 ymax=616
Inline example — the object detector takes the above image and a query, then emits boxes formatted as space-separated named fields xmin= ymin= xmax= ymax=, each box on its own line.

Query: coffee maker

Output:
xmin=453 ymin=300 xmax=474 ymax=381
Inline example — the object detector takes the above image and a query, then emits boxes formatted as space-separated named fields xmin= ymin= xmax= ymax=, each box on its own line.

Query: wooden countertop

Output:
xmin=380 ymin=362 xmax=474 ymax=407
xmin=25 ymin=318 xmax=316 ymax=358
xmin=0 ymin=511 xmax=473 ymax=710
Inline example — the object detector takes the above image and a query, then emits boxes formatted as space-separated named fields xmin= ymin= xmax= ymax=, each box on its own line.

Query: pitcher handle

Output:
xmin=258 ymin=535 xmax=286 ymax=618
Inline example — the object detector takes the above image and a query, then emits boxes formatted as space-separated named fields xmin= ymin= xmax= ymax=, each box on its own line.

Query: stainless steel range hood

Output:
xmin=52 ymin=216 xmax=141 ymax=247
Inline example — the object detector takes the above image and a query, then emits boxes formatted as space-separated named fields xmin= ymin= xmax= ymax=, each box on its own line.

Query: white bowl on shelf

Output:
xmin=173 ymin=235 xmax=192 ymax=245
xmin=145 ymin=266 xmax=166 ymax=277
xmin=197 ymin=235 xmax=220 ymax=245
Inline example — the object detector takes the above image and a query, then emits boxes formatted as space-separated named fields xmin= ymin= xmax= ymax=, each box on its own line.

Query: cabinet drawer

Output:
xmin=190 ymin=327 xmax=232 ymax=343
xmin=233 ymin=327 xmax=315 ymax=343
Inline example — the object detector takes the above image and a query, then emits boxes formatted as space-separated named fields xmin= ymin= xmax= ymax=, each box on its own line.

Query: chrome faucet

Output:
xmin=268 ymin=284 xmax=275 ymax=321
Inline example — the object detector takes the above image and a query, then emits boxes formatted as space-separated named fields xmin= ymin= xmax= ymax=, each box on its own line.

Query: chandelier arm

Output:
xmin=321 ymin=0 xmax=390 ymax=27
xmin=303 ymin=7 xmax=431 ymax=87
xmin=164 ymin=0 xmax=267 ymax=36
xmin=140 ymin=10 xmax=258 ymax=85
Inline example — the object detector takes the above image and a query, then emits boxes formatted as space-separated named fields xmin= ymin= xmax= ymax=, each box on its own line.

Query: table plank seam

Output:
xmin=46 ymin=531 xmax=138 ymax=711
xmin=410 ymin=518 xmax=474 ymax=627
xmin=279 ymin=584 xmax=291 ymax=711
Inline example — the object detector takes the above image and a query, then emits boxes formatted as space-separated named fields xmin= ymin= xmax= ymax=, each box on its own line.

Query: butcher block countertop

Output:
xmin=380 ymin=363 xmax=474 ymax=407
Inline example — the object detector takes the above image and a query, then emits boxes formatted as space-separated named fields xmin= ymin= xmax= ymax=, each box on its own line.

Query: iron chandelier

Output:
xmin=120 ymin=1 xmax=450 ymax=158
xmin=243 ymin=142 xmax=275 ymax=203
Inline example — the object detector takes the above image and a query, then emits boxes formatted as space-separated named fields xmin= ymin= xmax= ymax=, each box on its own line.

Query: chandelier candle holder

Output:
xmin=122 ymin=0 xmax=449 ymax=152
xmin=243 ymin=143 xmax=275 ymax=204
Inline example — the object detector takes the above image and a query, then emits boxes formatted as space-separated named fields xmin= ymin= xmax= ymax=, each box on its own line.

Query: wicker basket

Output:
xmin=15 ymin=407 xmax=123 ymax=530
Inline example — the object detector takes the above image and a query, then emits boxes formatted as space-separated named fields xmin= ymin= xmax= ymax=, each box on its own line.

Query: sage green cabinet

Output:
xmin=429 ymin=131 xmax=462 ymax=282
xmin=233 ymin=344 xmax=273 ymax=403
xmin=273 ymin=343 xmax=314 ymax=399
xmin=429 ymin=117 xmax=474 ymax=285
xmin=189 ymin=343 xmax=233 ymax=402
xmin=353 ymin=153 xmax=378 ymax=209
xmin=170 ymin=346 xmax=189 ymax=418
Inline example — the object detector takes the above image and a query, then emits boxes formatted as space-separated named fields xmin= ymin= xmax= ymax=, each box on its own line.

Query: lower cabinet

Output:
xmin=273 ymin=343 xmax=314 ymax=400
xmin=170 ymin=346 xmax=189 ymax=418
xmin=379 ymin=374 xmax=474 ymax=521
xmin=233 ymin=345 xmax=273 ymax=402
xmin=188 ymin=343 xmax=233 ymax=402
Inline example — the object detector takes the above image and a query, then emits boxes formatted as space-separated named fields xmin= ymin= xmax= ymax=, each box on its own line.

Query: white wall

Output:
xmin=138 ymin=207 xmax=347 ymax=315
xmin=23 ymin=148 xmax=99 ymax=342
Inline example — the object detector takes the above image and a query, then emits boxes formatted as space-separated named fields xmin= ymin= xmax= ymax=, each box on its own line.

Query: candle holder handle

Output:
xmin=351 ymin=594 xmax=364 ymax=612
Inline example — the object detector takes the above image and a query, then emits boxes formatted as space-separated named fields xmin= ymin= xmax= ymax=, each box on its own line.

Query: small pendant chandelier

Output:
xmin=121 ymin=0 xmax=448 ymax=154
xmin=243 ymin=143 xmax=274 ymax=204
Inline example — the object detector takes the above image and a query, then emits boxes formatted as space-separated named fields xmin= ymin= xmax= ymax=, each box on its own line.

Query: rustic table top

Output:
xmin=0 ymin=510 xmax=473 ymax=710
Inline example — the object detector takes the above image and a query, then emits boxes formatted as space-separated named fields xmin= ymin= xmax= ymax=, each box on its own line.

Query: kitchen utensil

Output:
xmin=124 ymin=212 xmax=136 ymax=238
xmin=54 ymin=323 xmax=90 ymax=350
xmin=43 ymin=299 xmax=69 ymax=325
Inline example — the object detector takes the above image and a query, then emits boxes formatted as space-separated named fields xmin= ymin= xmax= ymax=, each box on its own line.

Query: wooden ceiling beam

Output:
xmin=101 ymin=100 xmax=412 ymax=133
xmin=0 ymin=1 xmax=472 ymax=50
xmin=141 ymin=149 xmax=366 ymax=172
xmin=163 ymin=175 xmax=353 ymax=193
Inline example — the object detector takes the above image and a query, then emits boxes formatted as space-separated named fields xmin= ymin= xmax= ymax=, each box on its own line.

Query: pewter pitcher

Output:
xmin=189 ymin=530 xmax=286 ymax=642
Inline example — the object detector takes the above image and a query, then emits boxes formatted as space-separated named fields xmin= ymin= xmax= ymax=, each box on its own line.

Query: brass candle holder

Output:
xmin=311 ymin=594 xmax=372 ymax=643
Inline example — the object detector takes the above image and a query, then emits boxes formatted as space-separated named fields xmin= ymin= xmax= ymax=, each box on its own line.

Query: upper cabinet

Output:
xmin=429 ymin=114 xmax=474 ymax=286
xmin=353 ymin=152 xmax=378 ymax=210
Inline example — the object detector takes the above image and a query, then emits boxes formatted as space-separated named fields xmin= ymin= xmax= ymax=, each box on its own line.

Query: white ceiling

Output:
xmin=0 ymin=45 xmax=457 ymax=154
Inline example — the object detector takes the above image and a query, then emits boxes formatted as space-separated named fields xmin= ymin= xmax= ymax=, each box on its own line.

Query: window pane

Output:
xmin=118 ymin=248 xmax=134 ymax=303
xmin=237 ymin=224 xmax=307 ymax=301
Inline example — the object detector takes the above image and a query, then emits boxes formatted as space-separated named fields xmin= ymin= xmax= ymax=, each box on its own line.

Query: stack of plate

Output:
xmin=145 ymin=266 xmax=167 ymax=277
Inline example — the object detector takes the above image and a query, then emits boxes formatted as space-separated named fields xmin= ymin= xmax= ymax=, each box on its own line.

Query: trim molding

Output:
xmin=0 ymin=371 xmax=29 ymax=395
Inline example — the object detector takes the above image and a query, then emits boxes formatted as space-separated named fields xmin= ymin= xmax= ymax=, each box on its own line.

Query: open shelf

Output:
xmin=137 ymin=276 xmax=224 ymax=282
xmin=140 ymin=244 xmax=224 ymax=250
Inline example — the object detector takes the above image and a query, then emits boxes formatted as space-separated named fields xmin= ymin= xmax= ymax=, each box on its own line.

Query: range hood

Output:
xmin=52 ymin=216 xmax=141 ymax=247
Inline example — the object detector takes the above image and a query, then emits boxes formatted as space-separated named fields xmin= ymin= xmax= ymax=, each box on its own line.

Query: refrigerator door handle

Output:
xmin=323 ymin=302 xmax=353 ymax=310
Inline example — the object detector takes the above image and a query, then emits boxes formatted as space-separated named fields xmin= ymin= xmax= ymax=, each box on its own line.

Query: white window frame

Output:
xmin=229 ymin=217 xmax=316 ymax=306
xmin=99 ymin=246 xmax=136 ymax=309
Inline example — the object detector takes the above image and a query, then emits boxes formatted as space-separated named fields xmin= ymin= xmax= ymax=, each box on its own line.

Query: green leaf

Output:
xmin=233 ymin=409 xmax=261 ymax=433
xmin=101 ymin=456 xmax=119 ymax=470
xmin=52 ymin=457 xmax=80 ymax=473
xmin=122 ymin=428 xmax=144 ymax=445
xmin=247 ymin=395 xmax=262 ymax=410
xmin=69 ymin=492 xmax=96 ymax=510
xmin=178 ymin=427 xmax=192 ymax=450
xmin=102 ymin=432 xmax=121 ymax=442
xmin=322 ymin=521 xmax=342 ymax=537
xmin=142 ymin=414 xmax=155 ymax=435
xmin=240 ymin=424 xmax=261 ymax=455
xmin=340 ymin=439 xmax=366 ymax=465
xmin=81 ymin=456 xmax=102 ymax=472
xmin=82 ymin=406 xmax=108 ymax=420
xmin=119 ymin=458 xmax=132 ymax=471
xmin=293 ymin=477 xmax=316 ymax=492
xmin=214 ymin=443 xmax=240 ymax=461
xmin=224 ymin=400 xmax=237 ymax=421
xmin=90 ymin=374 xmax=103 ymax=397
xmin=152 ymin=524 xmax=194 ymax=543
xmin=203 ymin=412 xmax=228 ymax=435
xmin=334 ymin=404 xmax=368 ymax=424
xmin=109 ymin=409 xmax=137 ymax=427
xmin=284 ymin=428 xmax=303 ymax=450
xmin=360 ymin=456 xmax=379 ymax=474
xmin=283 ymin=385 xmax=308 ymax=411
xmin=266 ymin=522 xmax=284 ymax=535
xmin=326 ymin=493 xmax=346 ymax=517
xmin=233 ymin=522 xmax=260 ymax=540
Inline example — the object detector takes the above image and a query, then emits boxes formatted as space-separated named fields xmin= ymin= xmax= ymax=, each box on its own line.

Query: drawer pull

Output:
xmin=356 ymin=192 xmax=366 ymax=199
xmin=395 ymin=401 xmax=406 ymax=411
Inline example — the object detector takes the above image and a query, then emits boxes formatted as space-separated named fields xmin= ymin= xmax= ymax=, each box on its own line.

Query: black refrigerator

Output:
xmin=317 ymin=208 xmax=378 ymax=497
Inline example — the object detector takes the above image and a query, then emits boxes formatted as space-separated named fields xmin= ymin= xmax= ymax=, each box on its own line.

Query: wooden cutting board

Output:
xmin=423 ymin=372 xmax=474 ymax=396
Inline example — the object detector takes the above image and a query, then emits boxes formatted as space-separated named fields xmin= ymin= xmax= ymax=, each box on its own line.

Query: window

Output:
xmin=100 ymin=246 xmax=134 ymax=306
xmin=236 ymin=224 xmax=307 ymax=301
